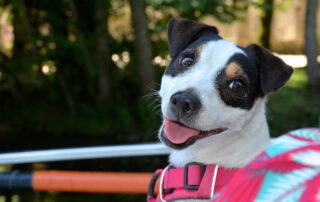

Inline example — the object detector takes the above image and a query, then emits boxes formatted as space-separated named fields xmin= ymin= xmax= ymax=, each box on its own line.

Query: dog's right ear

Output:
xmin=168 ymin=18 xmax=219 ymax=58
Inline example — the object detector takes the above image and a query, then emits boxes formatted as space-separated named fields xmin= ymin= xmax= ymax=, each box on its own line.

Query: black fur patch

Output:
xmin=216 ymin=45 xmax=293 ymax=110
xmin=216 ymin=53 xmax=262 ymax=110
xmin=165 ymin=18 xmax=221 ymax=77
xmin=246 ymin=44 xmax=293 ymax=95
xmin=168 ymin=18 xmax=220 ymax=58
xmin=165 ymin=37 xmax=220 ymax=77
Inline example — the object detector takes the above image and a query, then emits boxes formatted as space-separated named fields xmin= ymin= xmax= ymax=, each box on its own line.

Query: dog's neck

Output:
xmin=168 ymin=99 xmax=270 ymax=168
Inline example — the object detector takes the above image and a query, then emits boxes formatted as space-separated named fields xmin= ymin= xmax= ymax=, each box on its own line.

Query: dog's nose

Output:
xmin=170 ymin=92 xmax=201 ymax=118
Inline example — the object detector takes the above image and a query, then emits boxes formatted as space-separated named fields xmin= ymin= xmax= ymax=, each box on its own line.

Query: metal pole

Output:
xmin=0 ymin=171 xmax=156 ymax=194
xmin=0 ymin=143 xmax=170 ymax=165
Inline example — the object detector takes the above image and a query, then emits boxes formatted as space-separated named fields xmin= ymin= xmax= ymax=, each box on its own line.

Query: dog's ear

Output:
xmin=247 ymin=44 xmax=293 ymax=95
xmin=168 ymin=18 xmax=219 ymax=58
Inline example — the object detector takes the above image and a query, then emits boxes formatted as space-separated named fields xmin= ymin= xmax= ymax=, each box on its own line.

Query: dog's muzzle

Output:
xmin=170 ymin=91 xmax=201 ymax=120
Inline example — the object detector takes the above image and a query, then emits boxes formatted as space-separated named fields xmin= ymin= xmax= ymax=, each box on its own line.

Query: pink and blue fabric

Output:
xmin=213 ymin=128 xmax=320 ymax=202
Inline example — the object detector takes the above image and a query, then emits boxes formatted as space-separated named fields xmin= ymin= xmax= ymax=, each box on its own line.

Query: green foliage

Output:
xmin=146 ymin=0 xmax=249 ymax=22
xmin=0 ymin=0 xmax=318 ymax=201
xmin=268 ymin=68 xmax=320 ymax=137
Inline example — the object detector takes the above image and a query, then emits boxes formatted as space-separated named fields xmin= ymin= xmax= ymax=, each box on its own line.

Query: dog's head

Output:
xmin=159 ymin=18 xmax=293 ymax=150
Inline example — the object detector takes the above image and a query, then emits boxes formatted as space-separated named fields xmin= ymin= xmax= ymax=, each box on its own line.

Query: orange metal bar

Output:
xmin=33 ymin=171 xmax=159 ymax=194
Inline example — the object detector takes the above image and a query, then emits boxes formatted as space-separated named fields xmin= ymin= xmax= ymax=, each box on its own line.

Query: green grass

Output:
xmin=267 ymin=68 xmax=320 ymax=137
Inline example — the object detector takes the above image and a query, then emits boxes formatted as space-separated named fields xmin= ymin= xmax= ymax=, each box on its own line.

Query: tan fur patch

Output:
xmin=226 ymin=62 xmax=243 ymax=78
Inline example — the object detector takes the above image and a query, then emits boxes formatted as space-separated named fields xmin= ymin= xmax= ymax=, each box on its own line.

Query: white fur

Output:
xmin=159 ymin=39 xmax=270 ymax=168
xmin=168 ymin=99 xmax=270 ymax=168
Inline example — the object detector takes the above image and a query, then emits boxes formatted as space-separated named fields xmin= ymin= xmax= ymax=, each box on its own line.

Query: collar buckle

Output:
xmin=183 ymin=162 xmax=206 ymax=190
xmin=157 ymin=163 xmax=220 ymax=201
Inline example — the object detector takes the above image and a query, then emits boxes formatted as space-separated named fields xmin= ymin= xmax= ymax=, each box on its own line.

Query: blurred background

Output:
xmin=0 ymin=0 xmax=319 ymax=201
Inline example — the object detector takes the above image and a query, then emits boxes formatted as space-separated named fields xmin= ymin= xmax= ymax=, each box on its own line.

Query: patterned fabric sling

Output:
xmin=213 ymin=128 xmax=320 ymax=202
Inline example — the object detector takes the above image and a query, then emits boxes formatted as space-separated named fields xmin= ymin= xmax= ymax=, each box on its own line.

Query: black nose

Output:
xmin=170 ymin=92 xmax=201 ymax=118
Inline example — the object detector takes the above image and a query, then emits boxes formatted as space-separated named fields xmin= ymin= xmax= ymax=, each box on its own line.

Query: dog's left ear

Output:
xmin=168 ymin=18 xmax=219 ymax=58
xmin=247 ymin=44 xmax=293 ymax=95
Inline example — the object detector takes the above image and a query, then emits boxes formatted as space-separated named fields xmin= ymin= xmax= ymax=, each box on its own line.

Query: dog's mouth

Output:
xmin=160 ymin=119 xmax=227 ymax=149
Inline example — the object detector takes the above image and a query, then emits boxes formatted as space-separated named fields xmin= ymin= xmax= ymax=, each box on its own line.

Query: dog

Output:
xmin=151 ymin=18 xmax=293 ymax=202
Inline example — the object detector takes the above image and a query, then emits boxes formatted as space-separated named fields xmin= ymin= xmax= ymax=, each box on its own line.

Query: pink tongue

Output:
xmin=164 ymin=119 xmax=199 ymax=144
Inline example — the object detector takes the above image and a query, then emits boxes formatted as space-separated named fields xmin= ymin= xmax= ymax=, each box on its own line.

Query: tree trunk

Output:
xmin=67 ymin=0 xmax=95 ymax=100
xmin=129 ymin=0 xmax=155 ymax=95
xmin=95 ymin=0 xmax=111 ymax=103
xmin=57 ymin=74 xmax=75 ymax=115
xmin=305 ymin=0 xmax=320 ymax=100
xmin=260 ymin=0 xmax=274 ymax=49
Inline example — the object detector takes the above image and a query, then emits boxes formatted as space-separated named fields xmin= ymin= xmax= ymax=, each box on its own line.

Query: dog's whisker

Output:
xmin=147 ymin=100 xmax=160 ymax=110
xmin=140 ymin=92 xmax=160 ymax=105
xmin=151 ymin=103 xmax=162 ymax=111
xmin=145 ymin=84 xmax=160 ymax=94
xmin=155 ymin=104 xmax=162 ymax=110
xmin=140 ymin=93 xmax=159 ymax=101
xmin=152 ymin=128 xmax=161 ymax=137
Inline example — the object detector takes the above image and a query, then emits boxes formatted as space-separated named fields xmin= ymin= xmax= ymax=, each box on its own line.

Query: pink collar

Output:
xmin=147 ymin=163 xmax=239 ymax=202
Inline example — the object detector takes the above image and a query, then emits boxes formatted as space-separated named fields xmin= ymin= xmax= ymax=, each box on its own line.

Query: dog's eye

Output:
xmin=179 ymin=57 xmax=194 ymax=67
xmin=228 ymin=80 xmax=246 ymax=96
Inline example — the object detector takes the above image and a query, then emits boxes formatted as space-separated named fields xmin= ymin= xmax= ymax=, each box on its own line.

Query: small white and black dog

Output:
xmin=158 ymin=18 xmax=293 ymax=169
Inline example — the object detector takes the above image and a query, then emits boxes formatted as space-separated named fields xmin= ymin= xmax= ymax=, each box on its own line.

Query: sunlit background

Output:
xmin=0 ymin=0 xmax=319 ymax=201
